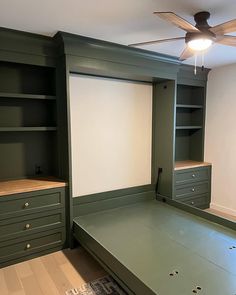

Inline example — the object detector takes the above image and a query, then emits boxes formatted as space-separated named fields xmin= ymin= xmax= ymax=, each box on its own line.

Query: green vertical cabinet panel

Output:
xmin=153 ymin=80 xmax=176 ymax=197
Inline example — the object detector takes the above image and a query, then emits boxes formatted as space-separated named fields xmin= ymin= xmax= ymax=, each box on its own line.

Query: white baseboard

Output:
xmin=210 ymin=202 xmax=236 ymax=217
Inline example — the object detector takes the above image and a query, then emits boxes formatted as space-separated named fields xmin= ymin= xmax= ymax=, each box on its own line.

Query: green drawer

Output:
xmin=175 ymin=181 xmax=209 ymax=199
xmin=175 ymin=166 xmax=210 ymax=185
xmin=0 ymin=209 xmax=65 ymax=242
xmin=0 ymin=228 xmax=65 ymax=264
xmin=0 ymin=188 xmax=65 ymax=219
xmin=177 ymin=194 xmax=210 ymax=208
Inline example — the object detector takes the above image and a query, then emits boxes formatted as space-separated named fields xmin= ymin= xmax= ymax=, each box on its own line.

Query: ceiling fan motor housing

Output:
xmin=185 ymin=11 xmax=216 ymax=44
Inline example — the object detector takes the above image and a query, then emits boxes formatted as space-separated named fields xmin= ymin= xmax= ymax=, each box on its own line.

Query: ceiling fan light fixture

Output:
xmin=187 ymin=38 xmax=213 ymax=51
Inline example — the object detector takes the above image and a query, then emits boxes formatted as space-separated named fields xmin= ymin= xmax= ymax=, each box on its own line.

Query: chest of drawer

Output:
xmin=177 ymin=194 xmax=210 ymax=208
xmin=175 ymin=166 xmax=210 ymax=185
xmin=0 ymin=188 xmax=65 ymax=219
xmin=0 ymin=209 xmax=65 ymax=241
xmin=0 ymin=228 xmax=65 ymax=265
xmin=174 ymin=181 xmax=209 ymax=199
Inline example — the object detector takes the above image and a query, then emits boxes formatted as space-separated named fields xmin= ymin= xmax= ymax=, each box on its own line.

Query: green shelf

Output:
xmin=0 ymin=92 xmax=56 ymax=100
xmin=176 ymin=104 xmax=203 ymax=109
xmin=0 ymin=127 xmax=57 ymax=132
xmin=176 ymin=126 xmax=202 ymax=130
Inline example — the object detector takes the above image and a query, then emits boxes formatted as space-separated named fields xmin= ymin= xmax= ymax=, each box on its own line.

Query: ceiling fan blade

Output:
xmin=154 ymin=12 xmax=199 ymax=33
xmin=129 ymin=37 xmax=185 ymax=47
xmin=210 ymin=19 xmax=236 ymax=35
xmin=179 ymin=46 xmax=195 ymax=61
xmin=216 ymin=35 xmax=236 ymax=47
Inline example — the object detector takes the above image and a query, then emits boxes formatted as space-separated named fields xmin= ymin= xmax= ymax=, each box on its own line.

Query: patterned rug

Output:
xmin=65 ymin=275 xmax=127 ymax=295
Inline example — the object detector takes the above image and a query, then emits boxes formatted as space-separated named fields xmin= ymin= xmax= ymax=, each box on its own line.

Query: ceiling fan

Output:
xmin=129 ymin=11 xmax=236 ymax=61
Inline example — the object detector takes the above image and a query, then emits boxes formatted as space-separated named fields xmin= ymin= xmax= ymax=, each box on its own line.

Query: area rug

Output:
xmin=65 ymin=275 xmax=127 ymax=295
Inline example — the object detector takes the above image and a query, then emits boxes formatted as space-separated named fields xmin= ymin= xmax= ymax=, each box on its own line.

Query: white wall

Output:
xmin=69 ymin=74 xmax=152 ymax=197
xmin=205 ymin=63 xmax=236 ymax=216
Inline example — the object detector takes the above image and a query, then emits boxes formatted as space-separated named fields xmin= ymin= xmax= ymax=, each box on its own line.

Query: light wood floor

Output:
xmin=206 ymin=208 xmax=236 ymax=221
xmin=0 ymin=248 xmax=107 ymax=295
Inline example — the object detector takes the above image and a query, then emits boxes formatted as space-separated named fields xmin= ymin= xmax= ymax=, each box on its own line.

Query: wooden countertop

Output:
xmin=0 ymin=177 xmax=67 ymax=196
xmin=175 ymin=160 xmax=211 ymax=170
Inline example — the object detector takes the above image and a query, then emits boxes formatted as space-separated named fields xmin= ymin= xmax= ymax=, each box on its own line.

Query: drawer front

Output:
xmin=0 ymin=209 xmax=65 ymax=241
xmin=0 ymin=229 xmax=65 ymax=264
xmin=178 ymin=194 xmax=210 ymax=208
xmin=175 ymin=182 xmax=209 ymax=199
xmin=0 ymin=189 xmax=65 ymax=218
xmin=175 ymin=167 xmax=210 ymax=185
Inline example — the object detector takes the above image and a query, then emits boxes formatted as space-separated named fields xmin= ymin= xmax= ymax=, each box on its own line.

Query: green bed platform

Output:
xmin=73 ymin=200 xmax=236 ymax=295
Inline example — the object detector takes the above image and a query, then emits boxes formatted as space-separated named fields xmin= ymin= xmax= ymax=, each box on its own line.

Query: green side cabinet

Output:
xmin=174 ymin=165 xmax=211 ymax=209
xmin=0 ymin=187 xmax=66 ymax=268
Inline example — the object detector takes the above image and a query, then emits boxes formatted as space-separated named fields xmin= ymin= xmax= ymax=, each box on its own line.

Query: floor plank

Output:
xmin=0 ymin=248 xmax=106 ymax=295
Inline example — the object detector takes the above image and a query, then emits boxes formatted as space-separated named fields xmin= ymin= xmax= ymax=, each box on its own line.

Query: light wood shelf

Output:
xmin=0 ymin=177 xmax=67 ymax=196
xmin=175 ymin=160 xmax=211 ymax=170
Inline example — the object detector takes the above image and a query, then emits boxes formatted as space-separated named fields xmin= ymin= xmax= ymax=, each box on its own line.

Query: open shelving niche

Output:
xmin=0 ymin=61 xmax=59 ymax=181
xmin=175 ymin=84 xmax=205 ymax=168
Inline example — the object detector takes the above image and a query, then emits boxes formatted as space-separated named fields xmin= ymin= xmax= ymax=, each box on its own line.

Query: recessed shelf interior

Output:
xmin=0 ymin=61 xmax=55 ymax=95
xmin=175 ymin=84 xmax=205 ymax=162
xmin=0 ymin=61 xmax=58 ymax=181
xmin=175 ymin=128 xmax=203 ymax=162
xmin=0 ymin=132 xmax=58 ymax=179
xmin=0 ymin=98 xmax=56 ymax=127
xmin=177 ymin=84 xmax=204 ymax=105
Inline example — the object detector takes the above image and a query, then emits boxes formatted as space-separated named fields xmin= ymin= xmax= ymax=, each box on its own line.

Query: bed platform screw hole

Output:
xmin=229 ymin=246 xmax=236 ymax=250
xmin=196 ymin=286 xmax=202 ymax=290
xmin=169 ymin=270 xmax=179 ymax=277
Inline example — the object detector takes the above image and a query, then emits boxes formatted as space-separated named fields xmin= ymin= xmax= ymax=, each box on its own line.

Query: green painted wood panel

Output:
xmin=0 ymin=208 xmax=65 ymax=242
xmin=153 ymin=81 xmax=176 ymax=197
xmin=0 ymin=228 xmax=65 ymax=265
xmin=0 ymin=188 xmax=65 ymax=219
xmin=174 ymin=181 xmax=209 ymax=199
xmin=175 ymin=166 xmax=210 ymax=185
xmin=74 ymin=200 xmax=236 ymax=295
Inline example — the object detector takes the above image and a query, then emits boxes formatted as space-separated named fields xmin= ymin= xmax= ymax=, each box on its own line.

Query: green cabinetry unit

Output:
xmin=0 ymin=28 xmax=69 ymax=266
xmin=0 ymin=180 xmax=67 ymax=268
xmin=174 ymin=165 xmax=211 ymax=209
xmin=156 ymin=65 xmax=212 ymax=208
xmin=0 ymin=61 xmax=58 ymax=179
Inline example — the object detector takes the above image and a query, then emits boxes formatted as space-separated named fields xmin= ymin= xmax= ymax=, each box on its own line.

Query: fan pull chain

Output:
xmin=194 ymin=54 xmax=197 ymax=75
xmin=201 ymin=51 xmax=205 ymax=71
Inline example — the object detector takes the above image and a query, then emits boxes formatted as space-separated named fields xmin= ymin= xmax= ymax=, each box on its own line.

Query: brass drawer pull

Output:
xmin=191 ymin=188 xmax=195 ymax=192
xmin=24 ymin=202 xmax=29 ymax=208
xmin=25 ymin=223 xmax=31 ymax=229
xmin=26 ymin=243 xmax=31 ymax=249
xmin=192 ymin=174 xmax=196 ymax=178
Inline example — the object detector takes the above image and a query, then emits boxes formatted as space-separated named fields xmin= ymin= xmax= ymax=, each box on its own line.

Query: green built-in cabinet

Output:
xmin=0 ymin=183 xmax=66 ymax=267
xmin=0 ymin=61 xmax=58 ymax=179
xmin=155 ymin=66 xmax=212 ymax=209
xmin=0 ymin=28 xmax=69 ymax=267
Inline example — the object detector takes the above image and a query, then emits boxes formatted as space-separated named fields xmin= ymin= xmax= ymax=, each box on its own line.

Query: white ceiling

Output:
xmin=1 ymin=0 xmax=236 ymax=68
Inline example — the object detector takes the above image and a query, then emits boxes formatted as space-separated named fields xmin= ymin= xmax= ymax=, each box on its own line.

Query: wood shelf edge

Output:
xmin=175 ymin=161 xmax=211 ymax=170
xmin=0 ymin=177 xmax=68 ymax=197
